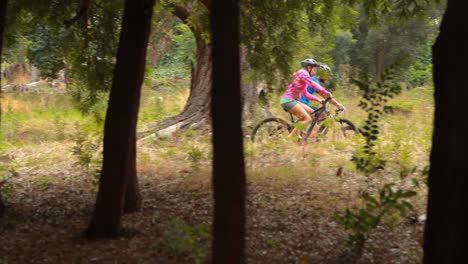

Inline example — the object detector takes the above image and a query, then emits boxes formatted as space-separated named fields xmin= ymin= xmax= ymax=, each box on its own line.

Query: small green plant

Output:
xmin=335 ymin=184 xmax=416 ymax=248
xmin=397 ymin=141 xmax=414 ymax=179
xmin=158 ymin=218 xmax=209 ymax=264
xmin=71 ymin=128 xmax=102 ymax=185
xmin=53 ymin=115 xmax=67 ymax=141
xmin=33 ymin=176 xmax=56 ymax=189
xmin=265 ymin=238 xmax=280 ymax=248
xmin=187 ymin=146 xmax=204 ymax=169
xmin=0 ymin=159 xmax=19 ymax=199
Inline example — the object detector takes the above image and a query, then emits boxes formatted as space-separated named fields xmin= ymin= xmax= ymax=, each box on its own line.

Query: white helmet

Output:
xmin=300 ymin=58 xmax=319 ymax=68
xmin=319 ymin=65 xmax=331 ymax=72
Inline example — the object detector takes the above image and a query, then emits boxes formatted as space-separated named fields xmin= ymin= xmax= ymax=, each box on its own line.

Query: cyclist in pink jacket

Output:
xmin=280 ymin=58 xmax=345 ymax=138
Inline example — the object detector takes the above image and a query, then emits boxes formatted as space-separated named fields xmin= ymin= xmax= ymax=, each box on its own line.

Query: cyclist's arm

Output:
xmin=302 ymin=90 xmax=320 ymax=102
xmin=307 ymin=79 xmax=345 ymax=110
xmin=307 ymin=79 xmax=331 ymax=98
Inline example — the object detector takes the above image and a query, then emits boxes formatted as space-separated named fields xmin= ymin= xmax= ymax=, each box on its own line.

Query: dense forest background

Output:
xmin=2 ymin=0 xmax=465 ymax=263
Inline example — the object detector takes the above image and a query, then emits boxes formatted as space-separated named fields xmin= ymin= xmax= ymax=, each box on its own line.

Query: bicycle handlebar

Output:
xmin=320 ymin=97 xmax=332 ymax=106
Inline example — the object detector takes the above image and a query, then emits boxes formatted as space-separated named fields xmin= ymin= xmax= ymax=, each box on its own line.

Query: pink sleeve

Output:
xmin=303 ymin=90 xmax=320 ymax=102
xmin=306 ymin=78 xmax=331 ymax=97
xmin=296 ymin=70 xmax=324 ymax=101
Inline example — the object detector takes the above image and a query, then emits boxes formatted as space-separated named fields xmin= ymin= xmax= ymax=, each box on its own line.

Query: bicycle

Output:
xmin=250 ymin=97 xmax=361 ymax=143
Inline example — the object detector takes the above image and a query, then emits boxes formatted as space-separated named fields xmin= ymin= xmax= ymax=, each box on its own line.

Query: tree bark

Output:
xmin=423 ymin=1 xmax=468 ymax=263
xmin=86 ymin=0 xmax=154 ymax=237
xmin=157 ymin=34 xmax=213 ymax=131
xmin=211 ymin=0 xmax=246 ymax=262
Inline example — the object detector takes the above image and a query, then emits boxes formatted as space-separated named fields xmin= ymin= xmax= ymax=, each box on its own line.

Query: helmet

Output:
xmin=319 ymin=65 xmax=331 ymax=72
xmin=317 ymin=64 xmax=332 ymax=82
xmin=300 ymin=58 xmax=319 ymax=68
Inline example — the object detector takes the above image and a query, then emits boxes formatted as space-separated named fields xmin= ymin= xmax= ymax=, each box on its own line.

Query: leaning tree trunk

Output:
xmin=157 ymin=36 xmax=212 ymax=131
xmin=0 ymin=0 xmax=7 ymax=218
xmin=86 ymin=0 xmax=154 ymax=238
xmin=423 ymin=1 xmax=468 ymax=263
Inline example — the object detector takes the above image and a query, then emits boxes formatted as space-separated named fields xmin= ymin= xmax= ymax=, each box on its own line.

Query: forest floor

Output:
xmin=0 ymin=138 xmax=428 ymax=264
xmin=0 ymin=84 xmax=432 ymax=263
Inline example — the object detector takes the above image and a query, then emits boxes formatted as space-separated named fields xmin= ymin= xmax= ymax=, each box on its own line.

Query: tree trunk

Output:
xmin=124 ymin=141 xmax=142 ymax=213
xmin=423 ymin=1 xmax=468 ymax=263
xmin=86 ymin=0 xmax=154 ymax=238
xmin=211 ymin=0 xmax=246 ymax=262
xmin=157 ymin=36 xmax=212 ymax=131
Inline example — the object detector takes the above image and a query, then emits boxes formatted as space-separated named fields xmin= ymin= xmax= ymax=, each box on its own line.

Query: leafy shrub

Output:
xmin=187 ymin=146 xmax=205 ymax=169
xmin=0 ymin=160 xmax=18 ymax=199
xmin=158 ymin=218 xmax=209 ymax=264
xmin=71 ymin=128 xmax=102 ymax=185
xmin=335 ymin=184 xmax=416 ymax=247
xmin=336 ymin=70 xmax=419 ymax=252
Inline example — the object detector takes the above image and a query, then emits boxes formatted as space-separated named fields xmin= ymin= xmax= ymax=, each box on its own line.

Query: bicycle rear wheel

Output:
xmin=250 ymin=117 xmax=292 ymax=143
xmin=318 ymin=118 xmax=361 ymax=140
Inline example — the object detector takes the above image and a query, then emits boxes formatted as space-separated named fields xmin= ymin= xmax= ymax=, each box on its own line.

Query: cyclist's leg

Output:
xmin=298 ymin=102 xmax=323 ymax=138
xmin=309 ymin=111 xmax=327 ymax=138
xmin=288 ymin=103 xmax=312 ymax=137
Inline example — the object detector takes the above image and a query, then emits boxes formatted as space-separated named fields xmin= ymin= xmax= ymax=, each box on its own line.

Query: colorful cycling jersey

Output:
xmin=281 ymin=69 xmax=330 ymax=102
xmin=299 ymin=75 xmax=320 ymax=105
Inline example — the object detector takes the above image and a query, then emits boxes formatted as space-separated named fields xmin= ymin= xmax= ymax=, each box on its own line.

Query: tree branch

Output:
xmin=171 ymin=4 xmax=191 ymax=23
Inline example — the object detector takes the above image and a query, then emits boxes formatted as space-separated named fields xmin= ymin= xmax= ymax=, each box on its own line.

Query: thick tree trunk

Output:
xmin=86 ymin=0 xmax=154 ymax=237
xmin=124 ymin=141 xmax=142 ymax=213
xmin=211 ymin=0 xmax=246 ymax=262
xmin=423 ymin=1 xmax=468 ymax=263
xmin=157 ymin=37 xmax=212 ymax=131
xmin=0 ymin=0 xmax=7 ymax=218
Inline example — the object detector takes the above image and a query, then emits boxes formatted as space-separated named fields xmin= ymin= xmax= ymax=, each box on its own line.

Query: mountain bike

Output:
xmin=250 ymin=97 xmax=361 ymax=143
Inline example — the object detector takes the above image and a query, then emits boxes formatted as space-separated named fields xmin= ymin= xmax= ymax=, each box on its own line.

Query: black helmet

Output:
xmin=301 ymin=58 xmax=319 ymax=68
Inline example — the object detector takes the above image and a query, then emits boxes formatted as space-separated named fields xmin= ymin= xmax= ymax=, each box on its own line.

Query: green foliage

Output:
xmin=351 ymin=70 xmax=401 ymax=176
xmin=405 ymin=44 xmax=433 ymax=87
xmin=337 ymin=69 xmax=421 ymax=251
xmin=187 ymin=145 xmax=204 ymax=169
xmin=154 ymin=22 xmax=195 ymax=80
xmin=0 ymin=159 xmax=19 ymax=199
xmin=71 ymin=128 xmax=102 ymax=185
xmin=158 ymin=218 xmax=210 ymax=264
xmin=335 ymin=183 xmax=416 ymax=247
xmin=26 ymin=24 xmax=65 ymax=79
xmin=69 ymin=87 xmax=108 ymax=125
xmin=33 ymin=176 xmax=57 ymax=189
xmin=241 ymin=0 xmax=337 ymax=86
xmin=6 ymin=0 xmax=122 ymax=112
xmin=343 ymin=0 xmax=443 ymax=24
xmin=337 ymin=0 xmax=444 ymax=84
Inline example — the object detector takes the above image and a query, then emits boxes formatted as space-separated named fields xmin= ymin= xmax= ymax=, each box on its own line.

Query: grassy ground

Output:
xmin=0 ymin=81 xmax=433 ymax=263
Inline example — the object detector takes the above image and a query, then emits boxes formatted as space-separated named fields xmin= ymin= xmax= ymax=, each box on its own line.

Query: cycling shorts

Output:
xmin=280 ymin=98 xmax=297 ymax=112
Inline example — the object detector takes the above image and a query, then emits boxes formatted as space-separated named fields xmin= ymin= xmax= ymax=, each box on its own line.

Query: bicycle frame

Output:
xmin=287 ymin=97 xmax=344 ymax=141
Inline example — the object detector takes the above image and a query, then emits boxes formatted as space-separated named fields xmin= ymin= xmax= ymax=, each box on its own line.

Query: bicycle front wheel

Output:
xmin=250 ymin=117 xmax=292 ymax=143
xmin=318 ymin=118 xmax=361 ymax=140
